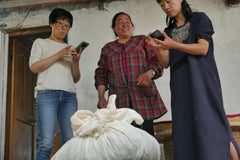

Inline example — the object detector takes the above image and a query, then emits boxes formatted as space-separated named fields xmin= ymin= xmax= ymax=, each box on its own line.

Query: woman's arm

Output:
xmin=155 ymin=48 xmax=170 ymax=68
xmin=146 ymin=35 xmax=170 ymax=68
xmin=71 ymin=48 xmax=81 ymax=83
xmin=71 ymin=60 xmax=80 ymax=83
xmin=159 ymin=32 xmax=209 ymax=56
xmin=95 ymin=47 xmax=109 ymax=108
xmin=30 ymin=45 xmax=74 ymax=73
xmin=146 ymin=31 xmax=209 ymax=68
xmin=97 ymin=85 xmax=107 ymax=109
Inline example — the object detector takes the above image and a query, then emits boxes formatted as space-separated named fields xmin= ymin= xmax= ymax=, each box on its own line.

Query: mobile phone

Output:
xmin=75 ymin=41 xmax=89 ymax=53
xmin=150 ymin=30 xmax=165 ymax=41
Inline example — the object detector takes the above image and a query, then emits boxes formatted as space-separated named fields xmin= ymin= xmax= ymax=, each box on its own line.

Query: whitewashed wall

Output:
xmin=1 ymin=0 xmax=240 ymax=122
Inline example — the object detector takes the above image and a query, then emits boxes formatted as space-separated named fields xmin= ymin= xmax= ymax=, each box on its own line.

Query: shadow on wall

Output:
xmin=226 ymin=0 xmax=240 ymax=7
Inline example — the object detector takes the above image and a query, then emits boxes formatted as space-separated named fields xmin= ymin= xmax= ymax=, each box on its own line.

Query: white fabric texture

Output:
xmin=29 ymin=38 xmax=76 ymax=97
xmin=51 ymin=95 xmax=161 ymax=160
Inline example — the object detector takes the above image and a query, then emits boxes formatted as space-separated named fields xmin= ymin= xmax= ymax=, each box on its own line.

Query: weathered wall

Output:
xmin=1 ymin=0 xmax=240 ymax=122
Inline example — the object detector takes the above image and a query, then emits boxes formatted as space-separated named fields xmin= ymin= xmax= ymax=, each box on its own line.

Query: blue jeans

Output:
xmin=35 ymin=90 xmax=78 ymax=160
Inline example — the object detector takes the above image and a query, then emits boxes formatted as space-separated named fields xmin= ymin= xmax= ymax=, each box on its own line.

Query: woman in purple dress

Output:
xmin=147 ymin=0 xmax=240 ymax=159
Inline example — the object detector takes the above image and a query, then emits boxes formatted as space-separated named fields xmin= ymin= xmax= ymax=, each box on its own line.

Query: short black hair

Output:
xmin=49 ymin=8 xmax=73 ymax=27
xmin=111 ymin=12 xmax=134 ymax=37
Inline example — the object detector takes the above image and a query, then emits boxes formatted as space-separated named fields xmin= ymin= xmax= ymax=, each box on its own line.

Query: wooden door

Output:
xmin=4 ymin=26 xmax=50 ymax=160
xmin=5 ymin=38 xmax=37 ymax=160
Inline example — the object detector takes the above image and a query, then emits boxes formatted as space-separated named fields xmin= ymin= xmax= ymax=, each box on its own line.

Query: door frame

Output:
xmin=0 ymin=30 xmax=9 ymax=160
xmin=2 ymin=26 xmax=50 ymax=160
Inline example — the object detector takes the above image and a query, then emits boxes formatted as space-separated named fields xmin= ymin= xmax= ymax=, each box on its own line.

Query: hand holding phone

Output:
xmin=75 ymin=41 xmax=89 ymax=53
xmin=150 ymin=30 xmax=165 ymax=41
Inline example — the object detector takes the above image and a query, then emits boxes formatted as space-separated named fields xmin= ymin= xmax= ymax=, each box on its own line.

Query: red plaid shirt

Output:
xmin=95 ymin=35 xmax=167 ymax=120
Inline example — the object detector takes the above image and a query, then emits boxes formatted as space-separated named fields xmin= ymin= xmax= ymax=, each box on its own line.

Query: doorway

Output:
xmin=4 ymin=26 xmax=50 ymax=160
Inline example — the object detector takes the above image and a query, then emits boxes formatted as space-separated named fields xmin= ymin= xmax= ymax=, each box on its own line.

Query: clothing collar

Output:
xmin=115 ymin=36 xmax=133 ymax=46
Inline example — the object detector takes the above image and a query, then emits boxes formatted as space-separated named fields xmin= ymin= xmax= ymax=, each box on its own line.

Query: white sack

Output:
xmin=51 ymin=95 xmax=161 ymax=160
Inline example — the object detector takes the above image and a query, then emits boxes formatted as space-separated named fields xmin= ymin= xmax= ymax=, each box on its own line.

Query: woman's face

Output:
xmin=113 ymin=14 xmax=133 ymax=39
xmin=159 ymin=0 xmax=183 ymax=18
xmin=50 ymin=19 xmax=70 ymax=40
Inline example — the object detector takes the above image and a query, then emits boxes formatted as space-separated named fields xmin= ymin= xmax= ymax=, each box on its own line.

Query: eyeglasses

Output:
xmin=56 ymin=21 xmax=70 ymax=29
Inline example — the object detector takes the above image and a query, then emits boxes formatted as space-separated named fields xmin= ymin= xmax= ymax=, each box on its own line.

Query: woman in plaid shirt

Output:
xmin=94 ymin=12 xmax=167 ymax=136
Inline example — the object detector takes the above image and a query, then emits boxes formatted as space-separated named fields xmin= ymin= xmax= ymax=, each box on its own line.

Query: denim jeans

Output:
xmin=35 ymin=90 xmax=78 ymax=160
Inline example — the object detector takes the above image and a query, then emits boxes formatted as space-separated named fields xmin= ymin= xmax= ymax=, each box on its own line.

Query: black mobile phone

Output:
xmin=150 ymin=30 xmax=165 ymax=41
xmin=75 ymin=41 xmax=89 ymax=53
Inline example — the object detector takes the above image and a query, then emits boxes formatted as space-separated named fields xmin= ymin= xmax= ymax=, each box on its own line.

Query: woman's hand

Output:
xmin=148 ymin=31 xmax=209 ymax=56
xmin=71 ymin=47 xmax=81 ymax=83
xmin=146 ymin=32 xmax=170 ymax=68
xmin=57 ymin=45 xmax=75 ymax=59
xmin=97 ymin=97 xmax=107 ymax=109
xmin=97 ymin=85 xmax=107 ymax=109
xmin=136 ymin=70 xmax=153 ymax=87
xmin=147 ymin=31 xmax=174 ymax=50
xmin=30 ymin=45 xmax=75 ymax=73
xmin=72 ymin=47 xmax=82 ymax=63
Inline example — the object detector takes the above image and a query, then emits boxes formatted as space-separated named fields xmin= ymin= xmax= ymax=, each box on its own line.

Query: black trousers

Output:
xmin=132 ymin=120 xmax=154 ymax=136
xmin=129 ymin=96 xmax=154 ymax=136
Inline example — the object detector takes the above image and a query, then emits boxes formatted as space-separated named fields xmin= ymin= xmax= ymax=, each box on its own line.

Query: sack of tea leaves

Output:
xmin=51 ymin=94 xmax=161 ymax=160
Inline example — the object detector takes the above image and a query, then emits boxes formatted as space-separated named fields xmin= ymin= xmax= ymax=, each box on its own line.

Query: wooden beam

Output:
xmin=6 ymin=26 xmax=50 ymax=37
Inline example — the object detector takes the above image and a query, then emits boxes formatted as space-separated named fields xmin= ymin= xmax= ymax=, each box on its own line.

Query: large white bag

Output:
xmin=51 ymin=95 xmax=161 ymax=160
